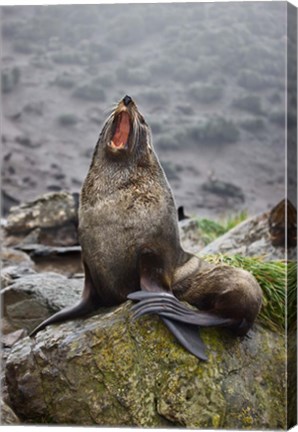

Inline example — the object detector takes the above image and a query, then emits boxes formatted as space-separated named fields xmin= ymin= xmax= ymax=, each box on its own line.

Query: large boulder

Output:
xmin=5 ymin=303 xmax=285 ymax=429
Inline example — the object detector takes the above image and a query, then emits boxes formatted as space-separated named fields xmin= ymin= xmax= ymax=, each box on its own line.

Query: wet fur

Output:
xmin=30 ymin=98 xmax=262 ymax=341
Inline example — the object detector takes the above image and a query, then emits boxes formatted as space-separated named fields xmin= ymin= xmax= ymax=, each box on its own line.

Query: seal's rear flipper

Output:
xmin=128 ymin=292 xmax=209 ymax=360
xmin=128 ymin=290 xmax=236 ymax=360
xmin=131 ymin=249 xmax=236 ymax=360
xmin=129 ymin=291 xmax=233 ymax=327
xmin=162 ymin=317 xmax=208 ymax=361
xmin=30 ymin=262 xmax=100 ymax=337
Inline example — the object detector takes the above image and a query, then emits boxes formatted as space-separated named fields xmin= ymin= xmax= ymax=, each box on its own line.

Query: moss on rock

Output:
xmin=5 ymin=302 xmax=286 ymax=428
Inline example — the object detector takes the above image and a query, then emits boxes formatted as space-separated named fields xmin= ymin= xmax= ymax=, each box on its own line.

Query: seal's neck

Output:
xmin=80 ymin=142 xmax=166 ymax=208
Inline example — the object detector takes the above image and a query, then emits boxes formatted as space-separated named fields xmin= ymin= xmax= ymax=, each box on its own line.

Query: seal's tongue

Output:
xmin=111 ymin=112 xmax=130 ymax=148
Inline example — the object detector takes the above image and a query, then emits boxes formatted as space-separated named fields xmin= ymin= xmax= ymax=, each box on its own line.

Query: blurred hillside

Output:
xmin=1 ymin=2 xmax=288 ymax=218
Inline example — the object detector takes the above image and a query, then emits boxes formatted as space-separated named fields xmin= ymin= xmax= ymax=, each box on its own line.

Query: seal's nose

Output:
xmin=123 ymin=95 xmax=132 ymax=106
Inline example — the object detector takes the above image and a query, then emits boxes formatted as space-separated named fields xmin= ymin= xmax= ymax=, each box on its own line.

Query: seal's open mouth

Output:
xmin=110 ymin=111 xmax=131 ymax=150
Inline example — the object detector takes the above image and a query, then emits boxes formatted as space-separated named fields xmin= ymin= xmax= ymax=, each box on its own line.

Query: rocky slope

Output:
xmin=1 ymin=192 xmax=294 ymax=427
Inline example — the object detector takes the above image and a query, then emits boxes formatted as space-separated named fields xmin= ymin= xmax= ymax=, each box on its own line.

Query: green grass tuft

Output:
xmin=196 ymin=211 xmax=248 ymax=245
xmin=287 ymin=261 xmax=297 ymax=331
xmin=222 ymin=211 xmax=248 ymax=232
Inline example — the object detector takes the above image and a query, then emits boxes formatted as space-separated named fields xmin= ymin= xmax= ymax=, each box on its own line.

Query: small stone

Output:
xmin=2 ymin=329 xmax=27 ymax=348
xmin=0 ymin=399 xmax=20 ymax=424
xmin=1 ymin=265 xmax=36 ymax=289
xmin=179 ymin=218 xmax=205 ymax=254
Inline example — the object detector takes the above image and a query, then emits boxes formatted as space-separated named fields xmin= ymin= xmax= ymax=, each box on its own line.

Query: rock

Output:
xmin=1 ymin=248 xmax=36 ymax=289
xmin=1 ymin=264 xmax=36 ymax=289
xmin=5 ymin=303 xmax=285 ymax=428
xmin=16 ymin=244 xmax=81 ymax=257
xmin=1 ymin=345 xmax=12 ymax=405
xmin=2 ymin=273 xmax=82 ymax=333
xmin=179 ymin=219 xmax=205 ymax=254
xmin=0 ymin=399 xmax=20 ymax=424
xmin=2 ymin=329 xmax=27 ymax=348
xmin=2 ymin=318 xmax=17 ymax=335
xmin=1 ymin=190 xmax=20 ymax=216
xmin=0 ymin=192 xmax=290 ymax=427
xmin=1 ymin=247 xmax=34 ymax=267
xmin=199 ymin=211 xmax=294 ymax=261
xmin=268 ymin=198 xmax=297 ymax=248
xmin=4 ymin=191 xmax=79 ymax=247
xmin=15 ymin=244 xmax=83 ymax=276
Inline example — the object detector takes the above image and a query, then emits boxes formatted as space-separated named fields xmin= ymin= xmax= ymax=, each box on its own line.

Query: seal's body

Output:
xmin=31 ymin=96 xmax=262 ymax=360
xmin=79 ymin=146 xmax=180 ymax=305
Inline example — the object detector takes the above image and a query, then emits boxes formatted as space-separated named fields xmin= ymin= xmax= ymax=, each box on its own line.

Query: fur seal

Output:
xmin=30 ymin=96 xmax=262 ymax=360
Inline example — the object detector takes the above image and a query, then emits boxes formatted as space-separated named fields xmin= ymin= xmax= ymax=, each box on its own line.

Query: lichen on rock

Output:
xmin=5 ymin=302 xmax=286 ymax=428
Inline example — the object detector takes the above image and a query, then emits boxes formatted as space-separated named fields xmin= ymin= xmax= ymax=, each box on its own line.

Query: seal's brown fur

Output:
xmin=30 ymin=96 xmax=262 ymax=345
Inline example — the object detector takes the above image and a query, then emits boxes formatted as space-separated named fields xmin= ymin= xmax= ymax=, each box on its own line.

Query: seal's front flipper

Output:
xmin=162 ymin=317 xmax=208 ymax=361
xmin=30 ymin=262 xmax=100 ymax=337
xmin=29 ymin=297 xmax=97 ymax=337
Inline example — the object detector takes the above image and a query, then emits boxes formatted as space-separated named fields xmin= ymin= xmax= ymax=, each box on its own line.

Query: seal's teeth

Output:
xmin=111 ymin=140 xmax=124 ymax=148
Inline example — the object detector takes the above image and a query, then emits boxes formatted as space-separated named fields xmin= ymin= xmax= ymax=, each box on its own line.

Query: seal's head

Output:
xmin=83 ymin=95 xmax=162 ymax=201
xmin=98 ymin=96 xmax=152 ymax=160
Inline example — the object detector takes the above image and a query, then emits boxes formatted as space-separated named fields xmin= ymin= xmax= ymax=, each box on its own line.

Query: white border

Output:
xmin=1 ymin=1 xmax=297 ymax=432
xmin=0 ymin=0 xmax=297 ymax=7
